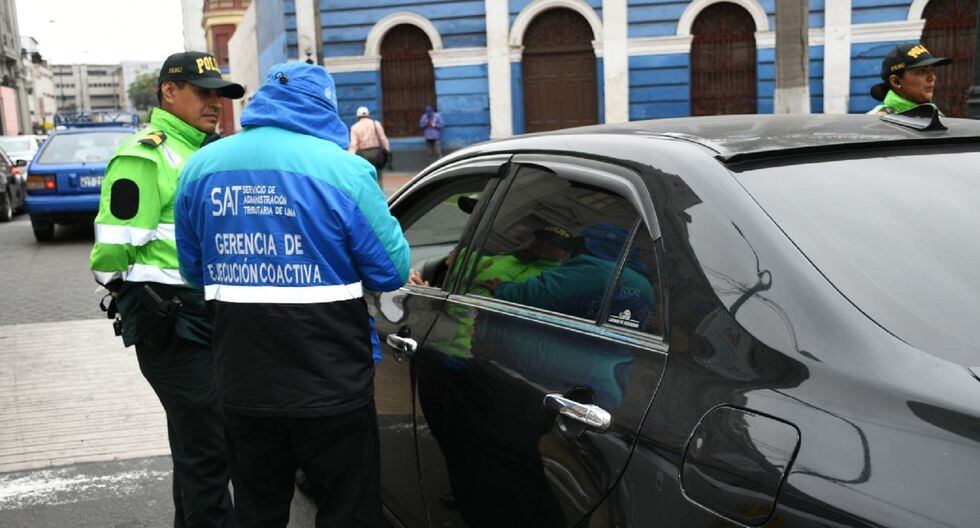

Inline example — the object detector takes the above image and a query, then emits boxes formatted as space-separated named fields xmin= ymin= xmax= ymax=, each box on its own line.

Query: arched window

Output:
xmin=381 ymin=25 xmax=436 ymax=137
xmin=921 ymin=0 xmax=978 ymax=117
xmin=522 ymin=8 xmax=598 ymax=132
xmin=690 ymin=2 xmax=758 ymax=116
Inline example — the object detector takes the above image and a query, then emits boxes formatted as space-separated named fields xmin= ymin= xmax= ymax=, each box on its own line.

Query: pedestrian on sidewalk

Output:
xmin=868 ymin=43 xmax=951 ymax=115
xmin=419 ymin=105 xmax=444 ymax=158
xmin=89 ymin=51 xmax=242 ymax=528
xmin=175 ymin=62 xmax=410 ymax=527
xmin=348 ymin=105 xmax=391 ymax=182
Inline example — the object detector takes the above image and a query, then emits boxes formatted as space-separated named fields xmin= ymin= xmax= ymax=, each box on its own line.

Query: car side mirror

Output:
xmin=15 ymin=159 xmax=26 ymax=167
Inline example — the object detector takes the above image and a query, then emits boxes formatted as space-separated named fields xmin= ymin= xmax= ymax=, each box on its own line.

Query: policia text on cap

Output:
xmin=89 ymin=51 xmax=243 ymax=528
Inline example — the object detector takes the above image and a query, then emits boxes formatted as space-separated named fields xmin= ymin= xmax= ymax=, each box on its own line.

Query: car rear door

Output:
xmin=368 ymin=155 xmax=511 ymax=527
xmin=413 ymin=154 xmax=669 ymax=527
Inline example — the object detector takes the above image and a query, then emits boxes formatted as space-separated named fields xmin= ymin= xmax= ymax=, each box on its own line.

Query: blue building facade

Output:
xmin=244 ymin=0 xmax=969 ymax=150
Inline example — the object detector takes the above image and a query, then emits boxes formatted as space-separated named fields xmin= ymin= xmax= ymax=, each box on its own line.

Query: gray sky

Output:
xmin=16 ymin=0 xmax=186 ymax=64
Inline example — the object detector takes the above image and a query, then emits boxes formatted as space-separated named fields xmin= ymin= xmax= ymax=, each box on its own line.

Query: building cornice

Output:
xmin=322 ymin=55 xmax=381 ymax=73
xmin=429 ymin=47 xmax=488 ymax=68
xmin=203 ymin=12 xmax=246 ymax=30
xmin=851 ymin=20 xmax=924 ymax=44
xmin=628 ymin=35 xmax=694 ymax=56
xmin=753 ymin=28 xmax=824 ymax=50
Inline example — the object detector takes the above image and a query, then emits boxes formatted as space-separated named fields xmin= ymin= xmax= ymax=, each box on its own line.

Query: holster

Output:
xmin=137 ymin=285 xmax=183 ymax=351
xmin=99 ymin=293 xmax=123 ymax=337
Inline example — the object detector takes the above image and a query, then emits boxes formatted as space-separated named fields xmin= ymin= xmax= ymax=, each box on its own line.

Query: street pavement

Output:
xmin=0 ymin=172 xmax=414 ymax=526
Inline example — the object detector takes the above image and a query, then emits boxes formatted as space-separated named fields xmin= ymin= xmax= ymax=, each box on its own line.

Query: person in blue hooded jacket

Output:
xmin=175 ymin=62 xmax=409 ymax=527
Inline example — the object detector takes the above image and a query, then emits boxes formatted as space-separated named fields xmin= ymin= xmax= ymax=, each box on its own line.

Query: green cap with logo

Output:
xmin=158 ymin=51 xmax=245 ymax=99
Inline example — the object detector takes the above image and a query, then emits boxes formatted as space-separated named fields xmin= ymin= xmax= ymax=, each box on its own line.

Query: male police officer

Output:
xmin=90 ymin=51 xmax=243 ymax=528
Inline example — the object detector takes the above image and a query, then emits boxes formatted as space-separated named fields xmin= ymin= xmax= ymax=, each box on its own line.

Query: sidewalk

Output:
xmin=381 ymin=171 xmax=414 ymax=196
xmin=0 ymin=319 xmax=168 ymax=473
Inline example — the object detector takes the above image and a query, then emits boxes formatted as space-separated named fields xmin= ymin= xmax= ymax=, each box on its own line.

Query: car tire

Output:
xmin=0 ymin=191 xmax=12 ymax=222
xmin=31 ymin=218 xmax=54 ymax=242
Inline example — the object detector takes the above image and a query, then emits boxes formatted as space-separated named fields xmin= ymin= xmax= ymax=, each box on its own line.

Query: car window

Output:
xmin=398 ymin=173 xmax=497 ymax=289
xmin=36 ymin=132 xmax=130 ymax=164
xmin=0 ymin=137 xmax=33 ymax=153
xmin=464 ymin=164 xmax=657 ymax=325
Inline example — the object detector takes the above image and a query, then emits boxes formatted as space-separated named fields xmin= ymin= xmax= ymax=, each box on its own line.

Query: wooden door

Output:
xmin=381 ymin=25 xmax=436 ymax=137
xmin=922 ymin=0 xmax=978 ymax=117
xmin=522 ymin=8 xmax=598 ymax=133
xmin=690 ymin=2 xmax=758 ymax=116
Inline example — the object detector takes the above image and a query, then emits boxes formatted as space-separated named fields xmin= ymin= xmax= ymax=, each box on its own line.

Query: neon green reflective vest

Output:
xmin=868 ymin=90 xmax=920 ymax=115
xmin=430 ymin=253 xmax=562 ymax=359
xmin=90 ymin=108 xmax=205 ymax=286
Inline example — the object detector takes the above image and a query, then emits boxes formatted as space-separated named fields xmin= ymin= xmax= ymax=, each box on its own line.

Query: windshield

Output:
xmin=736 ymin=148 xmax=980 ymax=363
xmin=0 ymin=137 xmax=34 ymax=153
xmin=36 ymin=132 xmax=129 ymax=164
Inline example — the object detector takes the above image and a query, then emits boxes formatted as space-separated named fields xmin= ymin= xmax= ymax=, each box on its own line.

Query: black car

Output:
xmin=369 ymin=113 xmax=980 ymax=528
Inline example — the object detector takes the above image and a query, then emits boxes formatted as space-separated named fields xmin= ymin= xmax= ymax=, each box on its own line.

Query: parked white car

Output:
xmin=0 ymin=135 xmax=44 ymax=167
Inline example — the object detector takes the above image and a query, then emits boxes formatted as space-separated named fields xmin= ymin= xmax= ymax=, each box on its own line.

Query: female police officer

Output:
xmin=869 ymin=43 xmax=951 ymax=115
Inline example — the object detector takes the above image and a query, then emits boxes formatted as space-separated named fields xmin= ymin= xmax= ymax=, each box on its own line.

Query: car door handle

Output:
xmin=386 ymin=334 xmax=418 ymax=357
xmin=543 ymin=393 xmax=612 ymax=432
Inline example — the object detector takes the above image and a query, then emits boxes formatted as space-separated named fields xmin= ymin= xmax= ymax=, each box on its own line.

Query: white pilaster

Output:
xmin=295 ymin=0 xmax=318 ymax=63
xmin=602 ymin=0 xmax=629 ymax=123
xmin=823 ymin=0 xmax=851 ymax=114
xmin=486 ymin=0 xmax=513 ymax=138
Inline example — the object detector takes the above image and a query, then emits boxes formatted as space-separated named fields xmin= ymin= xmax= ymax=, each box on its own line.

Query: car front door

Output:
xmin=413 ymin=155 xmax=669 ymax=527
xmin=369 ymin=155 xmax=510 ymax=527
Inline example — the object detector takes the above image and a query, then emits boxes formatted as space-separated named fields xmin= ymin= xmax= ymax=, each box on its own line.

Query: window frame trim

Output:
xmin=391 ymin=154 xmax=513 ymax=294
xmin=445 ymin=292 xmax=669 ymax=353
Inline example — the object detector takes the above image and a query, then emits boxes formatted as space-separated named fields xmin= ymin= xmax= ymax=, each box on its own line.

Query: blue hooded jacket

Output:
xmin=175 ymin=62 xmax=410 ymax=417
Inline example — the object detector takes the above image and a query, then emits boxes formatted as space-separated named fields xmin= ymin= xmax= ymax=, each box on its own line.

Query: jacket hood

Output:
xmin=241 ymin=62 xmax=349 ymax=149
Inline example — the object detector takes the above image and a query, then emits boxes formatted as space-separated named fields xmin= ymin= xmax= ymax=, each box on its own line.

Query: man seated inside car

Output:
xmin=484 ymin=223 xmax=655 ymax=330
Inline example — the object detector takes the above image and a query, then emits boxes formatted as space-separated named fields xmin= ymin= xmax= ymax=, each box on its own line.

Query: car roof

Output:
xmin=48 ymin=127 xmax=136 ymax=135
xmin=577 ymin=114 xmax=980 ymax=159
xmin=446 ymin=114 xmax=980 ymax=167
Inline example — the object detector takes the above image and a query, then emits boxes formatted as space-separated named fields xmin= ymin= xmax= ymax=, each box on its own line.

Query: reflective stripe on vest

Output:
xmin=127 ymin=264 xmax=186 ymax=285
xmin=204 ymin=282 xmax=363 ymax=304
xmin=95 ymin=223 xmax=176 ymax=246
xmin=93 ymin=264 xmax=186 ymax=286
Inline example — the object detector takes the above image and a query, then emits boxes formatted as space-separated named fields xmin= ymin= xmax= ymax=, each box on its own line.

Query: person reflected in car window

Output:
xmin=421 ymin=224 xmax=577 ymax=358
xmin=487 ymin=223 xmax=655 ymax=328
xmin=469 ymin=224 xmax=577 ymax=294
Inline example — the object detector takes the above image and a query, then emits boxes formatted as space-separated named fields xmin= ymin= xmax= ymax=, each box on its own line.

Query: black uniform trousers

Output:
xmin=222 ymin=401 xmax=382 ymax=527
xmin=136 ymin=336 xmax=234 ymax=528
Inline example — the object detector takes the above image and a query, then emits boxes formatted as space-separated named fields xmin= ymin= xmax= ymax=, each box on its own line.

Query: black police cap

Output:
xmin=158 ymin=51 xmax=245 ymax=99
xmin=870 ymin=43 xmax=951 ymax=101
xmin=880 ymin=43 xmax=951 ymax=79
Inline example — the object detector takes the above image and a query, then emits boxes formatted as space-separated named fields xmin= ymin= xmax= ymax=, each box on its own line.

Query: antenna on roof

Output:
xmin=880 ymin=103 xmax=947 ymax=132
